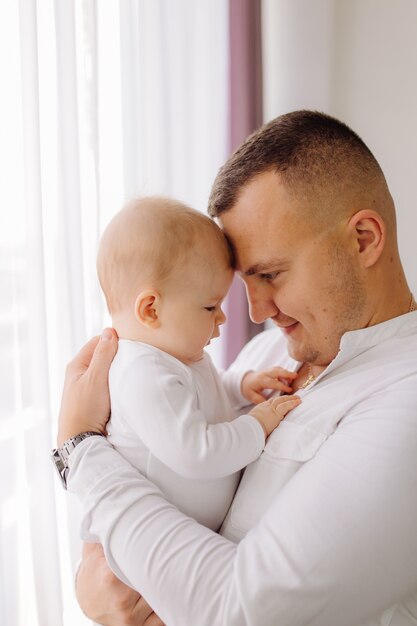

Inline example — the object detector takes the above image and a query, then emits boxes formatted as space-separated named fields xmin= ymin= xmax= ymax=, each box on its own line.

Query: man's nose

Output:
xmin=246 ymin=284 xmax=278 ymax=324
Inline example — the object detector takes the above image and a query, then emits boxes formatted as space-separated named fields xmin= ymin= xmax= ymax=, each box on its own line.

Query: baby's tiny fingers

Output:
xmin=247 ymin=389 xmax=267 ymax=405
xmin=271 ymin=394 xmax=301 ymax=405
xmin=270 ymin=395 xmax=301 ymax=414
xmin=267 ymin=366 xmax=298 ymax=380
xmin=262 ymin=376 xmax=293 ymax=393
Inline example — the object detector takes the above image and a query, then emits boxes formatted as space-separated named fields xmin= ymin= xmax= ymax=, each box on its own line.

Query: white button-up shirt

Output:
xmin=68 ymin=312 xmax=417 ymax=626
xmin=104 ymin=340 xmax=264 ymax=532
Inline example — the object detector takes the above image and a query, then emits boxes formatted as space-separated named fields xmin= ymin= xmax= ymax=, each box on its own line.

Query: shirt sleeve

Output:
xmin=114 ymin=355 xmax=265 ymax=479
xmin=217 ymin=330 xmax=283 ymax=410
xmin=68 ymin=383 xmax=417 ymax=626
xmin=218 ymin=367 xmax=251 ymax=410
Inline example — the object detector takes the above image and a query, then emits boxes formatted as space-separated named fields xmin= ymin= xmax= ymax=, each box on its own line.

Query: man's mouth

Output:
xmin=274 ymin=319 xmax=299 ymax=334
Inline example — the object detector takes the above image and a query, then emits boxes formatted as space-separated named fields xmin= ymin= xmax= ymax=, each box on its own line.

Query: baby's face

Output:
xmin=157 ymin=255 xmax=233 ymax=364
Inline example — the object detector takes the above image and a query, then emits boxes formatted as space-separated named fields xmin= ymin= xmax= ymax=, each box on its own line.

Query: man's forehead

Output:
xmin=218 ymin=190 xmax=294 ymax=242
xmin=219 ymin=211 xmax=310 ymax=277
xmin=222 ymin=227 xmax=290 ymax=275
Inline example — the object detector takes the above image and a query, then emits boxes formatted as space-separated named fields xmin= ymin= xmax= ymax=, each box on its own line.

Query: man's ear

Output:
xmin=134 ymin=290 xmax=161 ymax=328
xmin=347 ymin=209 xmax=386 ymax=268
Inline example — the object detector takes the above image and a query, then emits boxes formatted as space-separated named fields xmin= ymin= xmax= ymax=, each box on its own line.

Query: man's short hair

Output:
xmin=208 ymin=110 xmax=386 ymax=219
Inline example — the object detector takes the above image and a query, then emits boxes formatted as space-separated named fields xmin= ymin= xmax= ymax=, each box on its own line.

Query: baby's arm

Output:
xmin=220 ymin=364 xmax=298 ymax=407
xmin=115 ymin=356 xmax=299 ymax=481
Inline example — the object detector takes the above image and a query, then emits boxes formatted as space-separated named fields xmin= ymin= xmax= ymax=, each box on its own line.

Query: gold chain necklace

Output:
xmin=299 ymin=363 xmax=316 ymax=390
xmin=299 ymin=293 xmax=415 ymax=392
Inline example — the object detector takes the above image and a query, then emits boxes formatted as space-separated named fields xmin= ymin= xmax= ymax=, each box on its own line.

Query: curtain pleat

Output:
xmin=224 ymin=0 xmax=263 ymax=366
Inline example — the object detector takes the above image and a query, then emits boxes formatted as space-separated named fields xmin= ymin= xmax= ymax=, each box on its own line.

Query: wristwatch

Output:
xmin=51 ymin=431 xmax=103 ymax=490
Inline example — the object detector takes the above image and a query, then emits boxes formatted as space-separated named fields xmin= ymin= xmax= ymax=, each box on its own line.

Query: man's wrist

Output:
xmin=57 ymin=427 xmax=103 ymax=448
xmin=52 ymin=431 xmax=105 ymax=489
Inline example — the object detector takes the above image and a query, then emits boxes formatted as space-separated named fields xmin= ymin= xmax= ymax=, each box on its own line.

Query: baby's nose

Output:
xmin=217 ymin=307 xmax=227 ymax=324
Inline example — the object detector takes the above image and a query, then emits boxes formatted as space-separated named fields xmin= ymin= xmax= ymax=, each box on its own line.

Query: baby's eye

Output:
xmin=204 ymin=306 xmax=216 ymax=312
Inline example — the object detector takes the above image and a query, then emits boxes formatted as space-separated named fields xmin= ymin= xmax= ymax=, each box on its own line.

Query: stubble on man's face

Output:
xmin=286 ymin=240 xmax=367 ymax=367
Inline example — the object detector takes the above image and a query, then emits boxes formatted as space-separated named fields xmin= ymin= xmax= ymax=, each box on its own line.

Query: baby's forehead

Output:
xmin=187 ymin=237 xmax=232 ymax=269
xmin=178 ymin=248 xmax=233 ymax=288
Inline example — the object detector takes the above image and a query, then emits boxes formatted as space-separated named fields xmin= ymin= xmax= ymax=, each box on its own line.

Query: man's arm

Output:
xmin=76 ymin=543 xmax=164 ymax=626
xmin=60 ymin=332 xmax=417 ymax=626
xmin=57 ymin=330 xmax=164 ymax=625
xmin=69 ymin=400 xmax=417 ymax=626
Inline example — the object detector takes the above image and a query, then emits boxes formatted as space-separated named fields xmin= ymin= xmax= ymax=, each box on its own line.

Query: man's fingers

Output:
xmin=67 ymin=335 xmax=100 ymax=378
xmin=133 ymin=595 xmax=166 ymax=624
xmin=88 ymin=328 xmax=118 ymax=382
xmin=82 ymin=541 xmax=105 ymax=560
xmin=144 ymin=613 xmax=166 ymax=626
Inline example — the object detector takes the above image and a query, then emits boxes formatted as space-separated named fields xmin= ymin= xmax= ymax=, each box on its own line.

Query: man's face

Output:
xmin=219 ymin=170 xmax=366 ymax=367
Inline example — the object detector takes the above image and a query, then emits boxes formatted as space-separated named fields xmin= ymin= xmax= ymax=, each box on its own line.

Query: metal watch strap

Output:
xmin=51 ymin=431 xmax=103 ymax=490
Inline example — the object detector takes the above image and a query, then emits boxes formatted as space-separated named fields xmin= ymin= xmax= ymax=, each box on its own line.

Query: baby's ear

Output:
xmin=134 ymin=290 xmax=161 ymax=328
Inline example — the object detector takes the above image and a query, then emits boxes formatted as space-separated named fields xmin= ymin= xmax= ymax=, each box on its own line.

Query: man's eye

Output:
xmin=205 ymin=306 xmax=216 ymax=312
xmin=259 ymin=271 xmax=279 ymax=281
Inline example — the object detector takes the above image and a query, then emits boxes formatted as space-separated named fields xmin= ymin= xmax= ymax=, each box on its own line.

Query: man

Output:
xmin=56 ymin=111 xmax=417 ymax=625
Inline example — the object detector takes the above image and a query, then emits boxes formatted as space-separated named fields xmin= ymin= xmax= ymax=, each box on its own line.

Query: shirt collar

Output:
xmin=339 ymin=310 xmax=417 ymax=352
xmin=299 ymin=311 xmax=417 ymax=389
xmin=327 ymin=310 xmax=417 ymax=373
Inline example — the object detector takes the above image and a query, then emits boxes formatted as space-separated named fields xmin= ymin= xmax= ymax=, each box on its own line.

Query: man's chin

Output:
xmin=285 ymin=336 xmax=317 ymax=364
xmin=274 ymin=321 xmax=322 ymax=363
xmin=286 ymin=343 xmax=303 ymax=363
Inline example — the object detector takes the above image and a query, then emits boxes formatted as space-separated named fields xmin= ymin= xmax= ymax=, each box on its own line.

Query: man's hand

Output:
xmin=241 ymin=366 xmax=298 ymax=404
xmin=57 ymin=328 xmax=118 ymax=446
xmin=76 ymin=543 xmax=164 ymax=626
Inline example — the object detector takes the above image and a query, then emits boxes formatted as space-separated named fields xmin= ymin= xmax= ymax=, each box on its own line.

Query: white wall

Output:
xmin=262 ymin=0 xmax=417 ymax=292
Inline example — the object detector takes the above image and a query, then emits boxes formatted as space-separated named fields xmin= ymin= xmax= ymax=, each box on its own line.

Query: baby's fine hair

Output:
xmin=97 ymin=196 xmax=232 ymax=315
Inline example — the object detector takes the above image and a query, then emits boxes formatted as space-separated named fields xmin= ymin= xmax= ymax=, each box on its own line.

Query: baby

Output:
xmin=97 ymin=197 xmax=300 ymax=531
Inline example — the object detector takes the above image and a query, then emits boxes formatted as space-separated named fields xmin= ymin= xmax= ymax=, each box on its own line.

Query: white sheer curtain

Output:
xmin=0 ymin=1 xmax=229 ymax=624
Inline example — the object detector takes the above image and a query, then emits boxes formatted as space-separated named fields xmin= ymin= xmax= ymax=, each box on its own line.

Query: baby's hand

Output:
xmin=242 ymin=367 xmax=298 ymax=404
xmin=249 ymin=395 xmax=301 ymax=439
